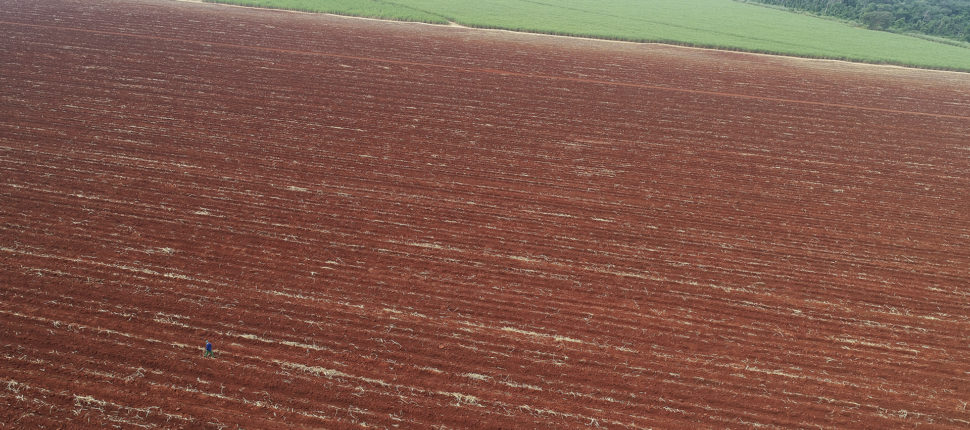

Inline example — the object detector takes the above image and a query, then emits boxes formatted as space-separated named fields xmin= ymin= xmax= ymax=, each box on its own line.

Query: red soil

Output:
xmin=2 ymin=0 xmax=970 ymax=428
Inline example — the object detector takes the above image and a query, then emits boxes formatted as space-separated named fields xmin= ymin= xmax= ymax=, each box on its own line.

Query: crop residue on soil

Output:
xmin=2 ymin=0 xmax=970 ymax=428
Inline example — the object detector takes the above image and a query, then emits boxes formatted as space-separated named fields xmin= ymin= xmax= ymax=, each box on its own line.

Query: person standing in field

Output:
xmin=204 ymin=340 xmax=214 ymax=358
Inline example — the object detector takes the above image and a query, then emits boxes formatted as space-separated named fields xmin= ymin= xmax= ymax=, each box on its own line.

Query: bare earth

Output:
xmin=2 ymin=0 xmax=970 ymax=428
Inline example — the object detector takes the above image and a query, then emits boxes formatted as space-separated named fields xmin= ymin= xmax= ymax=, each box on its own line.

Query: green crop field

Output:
xmin=204 ymin=0 xmax=970 ymax=71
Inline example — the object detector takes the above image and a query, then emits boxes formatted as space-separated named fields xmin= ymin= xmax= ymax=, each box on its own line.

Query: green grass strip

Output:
xmin=205 ymin=0 xmax=970 ymax=71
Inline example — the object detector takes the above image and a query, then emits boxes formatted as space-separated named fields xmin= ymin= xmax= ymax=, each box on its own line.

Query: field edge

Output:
xmin=200 ymin=0 xmax=970 ymax=73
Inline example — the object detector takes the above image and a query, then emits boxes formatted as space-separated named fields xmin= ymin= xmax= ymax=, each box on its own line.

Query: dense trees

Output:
xmin=748 ymin=0 xmax=970 ymax=41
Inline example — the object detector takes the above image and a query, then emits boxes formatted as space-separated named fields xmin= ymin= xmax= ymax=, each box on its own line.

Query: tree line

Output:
xmin=746 ymin=0 xmax=970 ymax=41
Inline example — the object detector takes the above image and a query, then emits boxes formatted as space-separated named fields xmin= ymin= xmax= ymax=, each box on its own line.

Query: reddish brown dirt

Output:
xmin=2 ymin=0 xmax=970 ymax=428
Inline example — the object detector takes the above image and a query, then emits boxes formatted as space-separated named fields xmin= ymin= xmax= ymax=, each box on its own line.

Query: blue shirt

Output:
xmin=206 ymin=342 xmax=212 ymax=351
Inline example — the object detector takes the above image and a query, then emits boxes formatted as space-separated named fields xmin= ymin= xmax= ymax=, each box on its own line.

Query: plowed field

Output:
xmin=3 ymin=0 xmax=970 ymax=428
